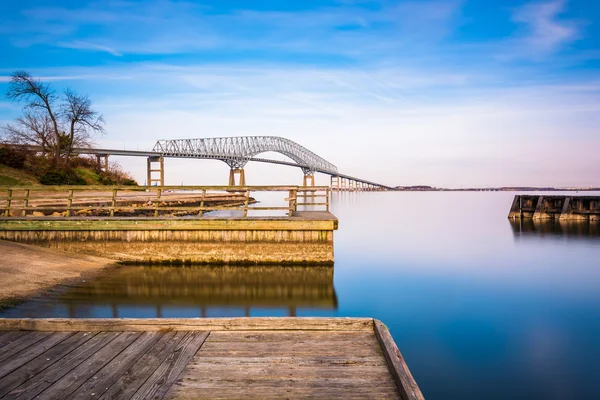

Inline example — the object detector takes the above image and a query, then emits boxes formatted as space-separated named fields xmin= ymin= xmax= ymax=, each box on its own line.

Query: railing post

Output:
xmin=198 ymin=189 xmax=206 ymax=217
xmin=22 ymin=189 xmax=30 ymax=217
xmin=154 ymin=188 xmax=162 ymax=218
xmin=288 ymin=188 xmax=297 ymax=216
xmin=4 ymin=188 xmax=12 ymax=217
xmin=243 ymin=188 xmax=250 ymax=217
xmin=110 ymin=188 xmax=117 ymax=217
xmin=66 ymin=189 xmax=74 ymax=217
xmin=326 ymin=187 xmax=330 ymax=212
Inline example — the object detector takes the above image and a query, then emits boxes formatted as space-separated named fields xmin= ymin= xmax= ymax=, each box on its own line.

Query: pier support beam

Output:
xmin=228 ymin=168 xmax=246 ymax=186
xmin=147 ymin=156 xmax=164 ymax=186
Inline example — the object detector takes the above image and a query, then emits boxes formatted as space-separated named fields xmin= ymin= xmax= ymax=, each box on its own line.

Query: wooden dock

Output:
xmin=0 ymin=318 xmax=423 ymax=399
xmin=0 ymin=186 xmax=338 ymax=264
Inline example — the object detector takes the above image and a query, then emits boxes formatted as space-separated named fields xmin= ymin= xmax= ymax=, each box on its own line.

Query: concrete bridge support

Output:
xmin=228 ymin=168 xmax=246 ymax=186
xmin=303 ymin=174 xmax=315 ymax=187
xmin=147 ymin=156 xmax=164 ymax=186
xmin=96 ymin=154 xmax=109 ymax=171
xmin=330 ymin=176 xmax=340 ymax=191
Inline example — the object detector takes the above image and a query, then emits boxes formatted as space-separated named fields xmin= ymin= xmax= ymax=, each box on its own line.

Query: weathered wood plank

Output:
xmin=67 ymin=331 xmax=163 ymax=400
xmin=0 ymin=332 xmax=97 ymax=397
xmin=0 ymin=318 xmax=373 ymax=332
xmin=18 ymin=332 xmax=140 ymax=400
xmin=166 ymin=387 xmax=399 ymax=400
xmin=0 ymin=332 xmax=73 ymax=379
xmin=182 ymin=364 xmax=398 ymax=381
xmin=205 ymin=331 xmax=376 ymax=342
xmin=182 ymin=356 xmax=389 ymax=367
xmin=0 ymin=330 xmax=29 ymax=349
xmin=197 ymin=341 xmax=382 ymax=357
xmin=98 ymin=331 xmax=188 ymax=400
xmin=4 ymin=332 xmax=120 ymax=400
xmin=374 ymin=319 xmax=424 ymax=400
xmin=0 ymin=332 xmax=50 ymax=364
xmin=130 ymin=331 xmax=209 ymax=400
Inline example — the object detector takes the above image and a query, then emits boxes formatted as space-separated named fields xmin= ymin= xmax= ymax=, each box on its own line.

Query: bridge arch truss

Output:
xmin=152 ymin=136 xmax=338 ymax=175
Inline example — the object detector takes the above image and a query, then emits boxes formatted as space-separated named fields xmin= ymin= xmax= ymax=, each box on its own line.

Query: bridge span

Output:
xmin=23 ymin=137 xmax=392 ymax=190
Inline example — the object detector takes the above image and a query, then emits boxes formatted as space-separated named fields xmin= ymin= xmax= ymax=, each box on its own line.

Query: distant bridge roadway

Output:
xmin=16 ymin=137 xmax=392 ymax=190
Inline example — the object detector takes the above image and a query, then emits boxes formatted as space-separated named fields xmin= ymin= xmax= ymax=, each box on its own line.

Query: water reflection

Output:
xmin=509 ymin=218 xmax=600 ymax=238
xmin=0 ymin=265 xmax=337 ymax=318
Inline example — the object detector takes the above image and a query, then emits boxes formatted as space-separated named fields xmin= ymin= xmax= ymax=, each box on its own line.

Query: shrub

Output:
xmin=122 ymin=178 xmax=138 ymax=186
xmin=40 ymin=168 xmax=87 ymax=185
xmin=0 ymin=147 xmax=27 ymax=169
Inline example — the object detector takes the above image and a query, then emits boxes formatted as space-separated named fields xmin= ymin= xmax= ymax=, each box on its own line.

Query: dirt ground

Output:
xmin=0 ymin=240 xmax=117 ymax=309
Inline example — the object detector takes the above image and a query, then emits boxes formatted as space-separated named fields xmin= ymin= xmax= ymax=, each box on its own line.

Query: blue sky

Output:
xmin=1 ymin=0 xmax=599 ymax=187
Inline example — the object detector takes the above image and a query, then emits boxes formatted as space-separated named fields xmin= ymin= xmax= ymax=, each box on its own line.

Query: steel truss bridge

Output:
xmin=18 ymin=136 xmax=392 ymax=190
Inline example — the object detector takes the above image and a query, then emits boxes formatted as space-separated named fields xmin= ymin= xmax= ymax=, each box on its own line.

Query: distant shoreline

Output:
xmin=394 ymin=186 xmax=600 ymax=192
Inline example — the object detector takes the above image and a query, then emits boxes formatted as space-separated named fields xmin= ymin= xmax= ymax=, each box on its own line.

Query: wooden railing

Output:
xmin=0 ymin=185 xmax=330 ymax=219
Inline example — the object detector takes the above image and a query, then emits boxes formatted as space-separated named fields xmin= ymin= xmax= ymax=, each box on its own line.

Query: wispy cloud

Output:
xmin=4 ymin=0 xmax=462 ymax=58
xmin=512 ymin=0 xmax=579 ymax=56
xmin=58 ymin=41 xmax=122 ymax=56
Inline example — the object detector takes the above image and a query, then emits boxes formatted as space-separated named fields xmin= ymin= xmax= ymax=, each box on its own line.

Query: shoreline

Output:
xmin=0 ymin=240 xmax=118 ymax=310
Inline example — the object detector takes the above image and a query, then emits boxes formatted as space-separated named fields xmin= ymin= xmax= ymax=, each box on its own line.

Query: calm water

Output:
xmin=3 ymin=191 xmax=600 ymax=399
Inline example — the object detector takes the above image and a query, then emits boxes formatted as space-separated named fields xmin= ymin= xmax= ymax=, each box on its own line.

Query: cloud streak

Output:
xmin=512 ymin=0 xmax=579 ymax=57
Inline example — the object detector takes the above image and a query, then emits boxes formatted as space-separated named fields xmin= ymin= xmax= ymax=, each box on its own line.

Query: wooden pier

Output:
xmin=508 ymin=195 xmax=600 ymax=221
xmin=0 ymin=186 xmax=338 ymax=264
xmin=0 ymin=318 xmax=423 ymax=399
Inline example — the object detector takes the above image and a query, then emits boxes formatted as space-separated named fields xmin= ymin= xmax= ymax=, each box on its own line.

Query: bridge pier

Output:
xmin=228 ymin=168 xmax=246 ymax=186
xmin=96 ymin=154 xmax=109 ymax=171
xmin=147 ymin=156 xmax=164 ymax=186
xmin=330 ymin=175 xmax=344 ymax=191
xmin=303 ymin=174 xmax=315 ymax=187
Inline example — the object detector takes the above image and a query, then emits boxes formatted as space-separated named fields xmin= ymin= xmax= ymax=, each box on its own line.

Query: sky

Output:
xmin=0 ymin=0 xmax=599 ymax=187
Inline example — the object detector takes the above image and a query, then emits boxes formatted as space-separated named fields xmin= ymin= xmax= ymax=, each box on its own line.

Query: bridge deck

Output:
xmin=0 ymin=318 xmax=422 ymax=400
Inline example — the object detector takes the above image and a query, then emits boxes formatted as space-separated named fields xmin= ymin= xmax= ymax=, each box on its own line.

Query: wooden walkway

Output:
xmin=0 ymin=318 xmax=423 ymax=400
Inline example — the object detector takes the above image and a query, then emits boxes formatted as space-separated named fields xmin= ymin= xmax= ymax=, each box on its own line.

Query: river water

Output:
xmin=2 ymin=191 xmax=600 ymax=399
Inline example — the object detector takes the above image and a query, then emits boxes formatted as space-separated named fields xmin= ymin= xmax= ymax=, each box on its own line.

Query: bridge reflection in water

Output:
xmin=0 ymin=266 xmax=337 ymax=318
xmin=509 ymin=218 xmax=600 ymax=239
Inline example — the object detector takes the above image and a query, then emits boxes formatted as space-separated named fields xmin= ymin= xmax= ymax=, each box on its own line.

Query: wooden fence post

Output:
xmin=243 ymin=189 xmax=250 ymax=217
xmin=66 ymin=189 xmax=74 ymax=217
xmin=110 ymin=188 xmax=117 ymax=217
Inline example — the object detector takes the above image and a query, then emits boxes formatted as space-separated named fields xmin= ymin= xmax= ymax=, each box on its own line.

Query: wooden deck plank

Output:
xmin=0 ymin=332 xmax=50 ymax=364
xmin=165 ymin=387 xmax=400 ymax=400
xmin=37 ymin=332 xmax=142 ymax=400
xmin=0 ymin=332 xmax=98 ymax=398
xmin=374 ymin=320 xmax=424 ymax=400
xmin=98 ymin=331 xmax=188 ymax=400
xmin=130 ymin=331 xmax=209 ymax=400
xmin=185 ymin=356 xmax=390 ymax=367
xmin=205 ymin=331 xmax=377 ymax=342
xmin=0 ymin=317 xmax=373 ymax=332
xmin=0 ymin=332 xmax=74 ymax=379
xmin=0 ymin=331 xmax=29 ymax=349
xmin=180 ymin=364 xmax=397 ymax=380
xmin=4 ymin=332 xmax=121 ymax=400
xmin=67 ymin=331 xmax=163 ymax=400
xmin=196 ymin=341 xmax=383 ymax=357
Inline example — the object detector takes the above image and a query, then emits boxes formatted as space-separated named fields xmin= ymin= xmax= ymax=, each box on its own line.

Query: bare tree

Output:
xmin=4 ymin=71 xmax=105 ymax=167
xmin=2 ymin=111 xmax=55 ymax=152
xmin=62 ymin=89 xmax=105 ymax=166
